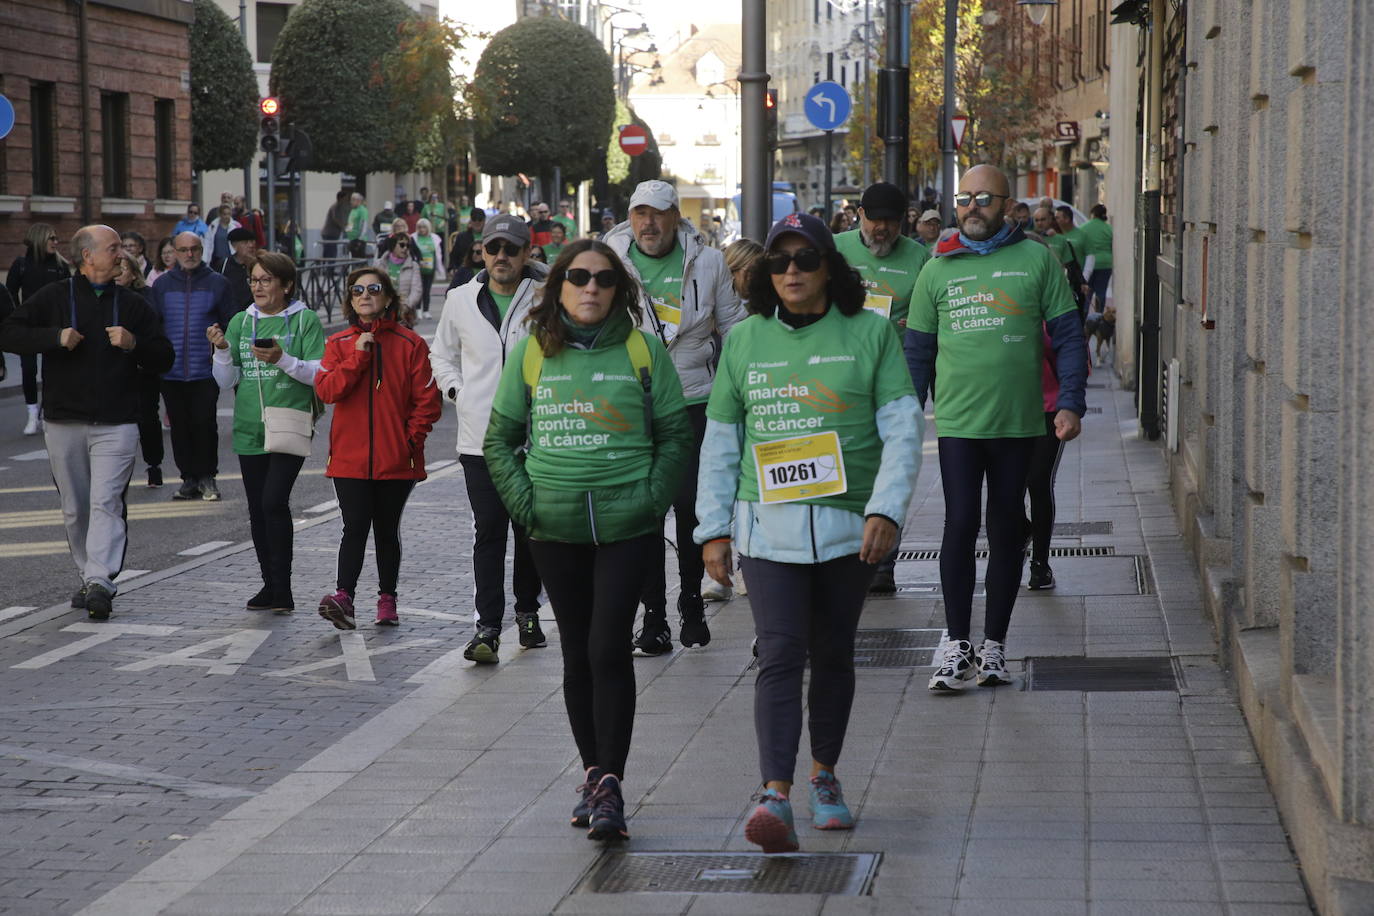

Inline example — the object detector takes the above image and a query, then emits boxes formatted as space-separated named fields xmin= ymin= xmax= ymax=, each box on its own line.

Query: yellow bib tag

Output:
xmin=653 ymin=299 xmax=682 ymax=333
xmin=753 ymin=431 xmax=848 ymax=504
xmin=862 ymin=292 xmax=893 ymax=319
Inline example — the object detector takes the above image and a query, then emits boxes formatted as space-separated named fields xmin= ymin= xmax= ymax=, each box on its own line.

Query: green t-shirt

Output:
xmin=491 ymin=331 xmax=686 ymax=492
xmin=628 ymin=241 xmax=686 ymax=340
xmin=553 ymin=214 xmax=577 ymax=239
xmin=543 ymin=243 xmax=565 ymax=263
xmin=834 ymin=230 xmax=930 ymax=336
xmin=489 ymin=289 xmax=515 ymax=322
xmin=347 ymin=206 xmax=369 ymax=241
xmin=224 ymin=307 xmax=326 ymax=455
xmin=421 ymin=203 xmax=447 ymax=236
xmin=414 ymin=234 xmax=437 ymax=273
xmin=385 ymin=259 xmax=402 ymax=284
xmin=705 ymin=306 xmax=914 ymax=515
xmin=909 ymin=238 xmax=1078 ymax=439
xmin=1075 ymin=217 xmax=1113 ymax=269
xmin=1046 ymin=232 xmax=1075 ymax=266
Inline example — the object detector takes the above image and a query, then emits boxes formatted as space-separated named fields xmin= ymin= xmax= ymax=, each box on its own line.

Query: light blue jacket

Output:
xmin=694 ymin=397 xmax=923 ymax=564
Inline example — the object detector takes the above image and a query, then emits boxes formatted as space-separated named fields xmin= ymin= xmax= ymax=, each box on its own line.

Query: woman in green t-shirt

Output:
xmin=412 ymin=219 xmax=440 ymax=320
xmin=208 ymin=251 xmax=325 ymax=614
xmin=484 ymin=239 xmax=693 ymax=844
xmin=694 ymin=212 xmax=922 ymax=854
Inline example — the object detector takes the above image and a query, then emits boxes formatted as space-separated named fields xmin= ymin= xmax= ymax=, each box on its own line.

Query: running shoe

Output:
xmin=464 ymin=626 xmax=501 ymax=664
xmin=928 ymin=637 xmax=975 ymax=691
xmin=701 ymin=577 xmax=732 ymax=602
xmin=1028 ymin=561 xmax=1055 ymax=590
xmin=70 ymin=585 xmax=88 ymax=609
xmin=199 ymin=477 xmax=221 ymax=501
xmin=975 ymin=639 xmax=1012 ymax=687
xmin=375 ymin=594 xmax=399 ymax=626
xmin=809 ymin=770 xmax=854 ymax=830
xmin=246 ymin=586 xmax=274 ymax=611
xmin=744 ymin=788 xmax=799 ymax=853
xmin=172 ymin=479 xmax=201 ymax=500
xmin=85 ymin=584 xmax=113 ymax=621
xmin=516 ymin=612 xmax=546 ymax=648
xmin=678 ymin=593 xmax=710 ymax=648
xmin=633 ymin=612 xmax=672 ymax=656
xmin=571 ymin=766 xmax=605 ymax=828
xmin=318 ymin=589 xmax=356 ymax=630
xmin=868 ymin=568 xmax=897 ymax=594
xmin=586 ymin=773 xmax=629 ymax=842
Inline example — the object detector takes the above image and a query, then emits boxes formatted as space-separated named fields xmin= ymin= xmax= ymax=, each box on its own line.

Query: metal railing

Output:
xmin=297 ymin=258 xmax=369 ymax=323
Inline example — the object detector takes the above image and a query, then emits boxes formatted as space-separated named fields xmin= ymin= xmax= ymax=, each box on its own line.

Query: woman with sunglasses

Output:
xmin=484 ymin=239 xmax=692 ymax=842
xmin=374 ymin=222 xmax=421 ymax=327
xmin=315 ymin=269 xmax=442 ymax=629
xmin=695 ymin=212 xmax=922 ymax=853
xmin=208 ymin=251 xmax=325 ymax=614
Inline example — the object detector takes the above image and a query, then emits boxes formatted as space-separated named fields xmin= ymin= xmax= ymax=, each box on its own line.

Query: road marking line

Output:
xmin=399 ymin=607 xmax=467 ymax=622
xmin=177 ymin=541 xmax=234 ymax=557
xmin=0 ymin=540 xmax=70 ymax=558
xmin=0 ymin=743 xmax=254 ymax=799
xmin=116 ymin=630 xmax=272 ymax=677
xmin=0 ymin=503 xmax=223 ymax=530
xmin=0 ymin=606 xmax=38 ymax=623
xmin=265 ymin=637 xmax=438 ymax=681
xmin=13 ymin=622 xmax=181 ymax=670
xmin=304 ymin=499 xmax=338 ymax=513
xmin=9 ymin=449 xmax=48 ymax=461
xmin=113 ymin=569 xmax=151 ymax=583
xmin=0 ymin=467 xmax=328 ymax=496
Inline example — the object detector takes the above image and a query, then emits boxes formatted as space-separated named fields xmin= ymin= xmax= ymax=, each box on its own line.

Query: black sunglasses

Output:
xmin=350 ymin=283 xmax=384 ymax=297
xmin=764 ymin=248 xmax=824 ymax=275
xmin=484 ymin=240 xmax=522 ymax=257
xmin=564 ymin=268 xmax=618 ymax=289
xmin=954 ymin=191 xmax=1010 ymax=208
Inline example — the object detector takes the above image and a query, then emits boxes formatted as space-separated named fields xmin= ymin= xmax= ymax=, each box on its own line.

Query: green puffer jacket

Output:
xmin=483 ymin=306 xmax=693 ymax=545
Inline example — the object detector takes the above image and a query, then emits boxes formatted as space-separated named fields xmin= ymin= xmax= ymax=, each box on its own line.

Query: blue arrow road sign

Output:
xmin=0 ymin=95 xmax=14 ymax=141
xmin=804 ymin=81 xmax=852 ymax=132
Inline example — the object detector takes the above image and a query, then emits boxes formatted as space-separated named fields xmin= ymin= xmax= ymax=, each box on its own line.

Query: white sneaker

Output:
xmin=22 ymin=407 xmax=40 ymax=436
xmin=928 ymin=638 xmax=975 ymax=691
xmin=701 ymin=577 xmax=732 ymax=602
xmin=732 ymin=569 xmax=748 ymax=596
xmin=975 ymin=639 xmax=1012 ymax=686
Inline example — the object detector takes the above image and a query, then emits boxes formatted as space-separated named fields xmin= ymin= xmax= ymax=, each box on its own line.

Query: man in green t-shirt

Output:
xmin=602 ymin=179 xmax=746 ymax=652
xmin=833 ymin=181 xmax=930 ymax=594
xmin=346 ymin=192 xmax=369 ymax=258
xmin=553 ymin=198 xmax=578 ymax=241
xmin=906 ymin=164 xmax=1088 ymax=692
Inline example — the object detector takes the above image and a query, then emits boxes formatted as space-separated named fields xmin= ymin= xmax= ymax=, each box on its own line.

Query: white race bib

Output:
xmin=753 ymin=431 xmax=848 ymax=504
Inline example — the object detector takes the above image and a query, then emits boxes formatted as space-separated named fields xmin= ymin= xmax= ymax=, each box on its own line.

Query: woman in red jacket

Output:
xmin=315 ymin=267 xmax=442 ymax=628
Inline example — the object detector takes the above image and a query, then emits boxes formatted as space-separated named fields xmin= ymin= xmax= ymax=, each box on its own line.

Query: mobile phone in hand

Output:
xmin=253 ymin=337 xmax=275 ymax=348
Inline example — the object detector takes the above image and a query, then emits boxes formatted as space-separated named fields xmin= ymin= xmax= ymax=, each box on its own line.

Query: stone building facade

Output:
xmin=0 ymin=0 xmax=194 ymax=256
xmin=1108 ymin=0 xmax=1374 ymax=911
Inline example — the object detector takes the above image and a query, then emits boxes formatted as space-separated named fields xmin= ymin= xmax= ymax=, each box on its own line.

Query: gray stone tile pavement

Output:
xmin=0 ymin=371 xmax=1316 ymax=914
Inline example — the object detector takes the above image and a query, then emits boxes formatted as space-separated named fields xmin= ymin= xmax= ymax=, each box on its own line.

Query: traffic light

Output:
xmin=259 ymin=97 xmax=281 ymax=153
xmin=765 ymin=89 xmax=778 ymax=151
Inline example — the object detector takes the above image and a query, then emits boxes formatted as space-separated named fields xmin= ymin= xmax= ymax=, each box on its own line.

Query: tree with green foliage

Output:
xmin=189 ymin=0 xmax=259 ymax=172
xmin=469 ymin=18 xmax=615 ymax=183
xmin=269 ymin=0 xmax=417 ymax=176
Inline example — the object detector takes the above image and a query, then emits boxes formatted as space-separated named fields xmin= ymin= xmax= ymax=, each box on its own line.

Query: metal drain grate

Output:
xmin=1086 ymin=406 xmax=1104 ymax=414
xmin=896 ymin=545 xmax=1117 ymax=561
xmin=578 ymin=852 xmax=881 ymax=895
xmin=854 ymin=647 xmax=936 ymax=668
xmin=1027 ymin=656 xmax=1179 ymax=691
xmin=854 ymin=628 xmax=943 ymax=649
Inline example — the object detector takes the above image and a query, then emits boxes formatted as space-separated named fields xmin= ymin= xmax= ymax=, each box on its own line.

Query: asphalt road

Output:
xmin=0 ymin=308 xmax=457 ymax=614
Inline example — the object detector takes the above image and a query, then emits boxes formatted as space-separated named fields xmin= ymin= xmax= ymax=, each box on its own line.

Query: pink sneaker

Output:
xmin=318 ymin=590 xmax=356 ymax=630
xmin=376 ymin=594 xmax=399 ymax=626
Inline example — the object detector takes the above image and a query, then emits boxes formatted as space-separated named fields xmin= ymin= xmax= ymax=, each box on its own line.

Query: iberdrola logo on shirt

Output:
xmin=945 ymin=278 xmax=1026 ymax=334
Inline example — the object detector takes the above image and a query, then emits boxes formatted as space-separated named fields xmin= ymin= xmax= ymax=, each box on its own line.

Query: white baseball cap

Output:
xmin=628 ymin=180 xmax=678 ymax=212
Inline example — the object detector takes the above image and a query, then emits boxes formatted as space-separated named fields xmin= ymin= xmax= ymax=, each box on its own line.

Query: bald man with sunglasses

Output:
xmin=431 ymin=213 xmax=550 ymax=663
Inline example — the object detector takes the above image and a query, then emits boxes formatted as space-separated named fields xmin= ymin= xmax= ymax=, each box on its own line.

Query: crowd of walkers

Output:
xmin=0 ymin=166 xmax=1109 ymax=853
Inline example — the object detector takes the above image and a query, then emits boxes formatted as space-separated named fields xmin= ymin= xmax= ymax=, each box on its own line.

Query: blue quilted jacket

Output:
xmin=149 ymin=263 xmax=240 ymax=381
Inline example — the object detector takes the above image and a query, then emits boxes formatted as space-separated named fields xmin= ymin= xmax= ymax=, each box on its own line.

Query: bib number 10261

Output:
xmin=766 ymin=459 xmax=826 ymax=487
xmin=753 ymin=431 xmax=848 ymax=504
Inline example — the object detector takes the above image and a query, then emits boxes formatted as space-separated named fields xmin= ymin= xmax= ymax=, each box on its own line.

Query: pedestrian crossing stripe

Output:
xmin=0 ymin=503 xmax=224 ymax=530
xmin=0 ymin=467 xmax=329 ymax=496
xmin=0 ymin=540 xmax=70 ymax=558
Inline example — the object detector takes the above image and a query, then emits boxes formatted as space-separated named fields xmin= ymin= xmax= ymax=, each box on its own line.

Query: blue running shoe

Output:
xmin=809 ymin=770 xmax=854 ymax=830
xmin=744 ymin=788 xmax=800 ymax=853
xmin=571 ymin=766 xmax=604 ymax=828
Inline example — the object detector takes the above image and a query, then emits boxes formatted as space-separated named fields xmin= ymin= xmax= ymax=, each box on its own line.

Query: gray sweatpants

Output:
xmin=740 ymin=553 xmax=874 ymax=785
xmin=44 ymin=421 xmax=138 ymax=594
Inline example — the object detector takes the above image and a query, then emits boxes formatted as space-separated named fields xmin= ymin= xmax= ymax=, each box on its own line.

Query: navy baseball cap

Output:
xmin=764 ymin=211 xmax=836 ymax=252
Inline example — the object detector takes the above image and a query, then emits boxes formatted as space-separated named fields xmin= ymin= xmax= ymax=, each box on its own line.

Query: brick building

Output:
xmin=0 ymin=0 xmax=194 ymax=260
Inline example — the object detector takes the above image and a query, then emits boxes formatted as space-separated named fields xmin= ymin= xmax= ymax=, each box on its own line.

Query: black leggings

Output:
xmin=239 ymin=452 xmax=305 ymax=604
xmin=1025 ymin=414 xmax=1064 ymax=566
xmin=530 ymin=533 xmax=657 ymax=780
xmin=937 ymin=436 xmax=1036 ymax=643
xmin=420 ymin=270 xmax=435 ymax=309
xmin=21 ymin=352 xmax=38 ymax=405
xmin=333 ymin=478 xmax=415 ymax=597
xmin=641 ymin=403 xmax=707 ymax=611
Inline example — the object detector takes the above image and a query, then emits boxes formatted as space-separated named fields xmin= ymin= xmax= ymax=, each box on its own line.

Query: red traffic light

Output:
xmin=260 ymin=97 xmax=280 ymax=116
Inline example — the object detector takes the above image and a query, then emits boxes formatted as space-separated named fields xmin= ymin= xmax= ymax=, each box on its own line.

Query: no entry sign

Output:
xmin=618 ymin=124 xmax=649 ymax=157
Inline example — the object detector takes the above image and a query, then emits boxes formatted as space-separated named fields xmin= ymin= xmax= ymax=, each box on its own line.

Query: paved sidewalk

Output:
xmin=5 ymin=372 xmax=1312 ymax=915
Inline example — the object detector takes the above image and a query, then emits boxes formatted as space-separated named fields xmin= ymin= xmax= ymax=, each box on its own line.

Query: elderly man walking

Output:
xmin=0 ymin=226 xmax=174 ymax=619
xmin=603 ymin=179 xmax=746 ymax=652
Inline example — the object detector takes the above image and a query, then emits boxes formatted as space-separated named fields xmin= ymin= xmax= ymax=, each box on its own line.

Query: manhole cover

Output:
xmin=1027 ymin=656 xmax=1178 ymax=691
xmin=578 ymin=852 xmax=880 ymax=895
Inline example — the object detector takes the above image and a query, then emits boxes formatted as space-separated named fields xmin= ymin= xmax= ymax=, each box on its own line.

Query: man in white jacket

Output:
xmin=430 ymin=214 xmax=550 ymax=665
xmin=601 ymin=180 xmax=747 ymax=654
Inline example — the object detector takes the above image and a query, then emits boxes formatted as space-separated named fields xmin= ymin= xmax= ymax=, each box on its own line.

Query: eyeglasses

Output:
xmin=46 ymin=235 xmax=58 ymax=242
xmin=954 ymin=191 xmax=1010 ymax=208
xmin=484 ymin=240 xmax=522 ymax=257
xmin=174 ymin=245 xmax=202 ymax=253
xmin=248 ymin=276 xmax=277 ymax=286
xmin=394 ymin=241 xmax=408 ymax=248
xmin=764 ymin=248 xmax=824 ymax=275
xmin=350 ymin=283 xmax=384 ymax=297
xmin=564 ymin=268 xmax=617 ymax=289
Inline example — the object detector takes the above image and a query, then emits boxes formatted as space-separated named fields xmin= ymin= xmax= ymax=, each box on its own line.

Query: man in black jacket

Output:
xmin=0 ymin=225 xmax=174 ymax=620
xmin=220 ymin=227 xmax=256 ymax=311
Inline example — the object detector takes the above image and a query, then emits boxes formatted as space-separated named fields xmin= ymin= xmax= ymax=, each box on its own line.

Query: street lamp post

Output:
xmin=741 ymin=0 xmax=770 ymax=242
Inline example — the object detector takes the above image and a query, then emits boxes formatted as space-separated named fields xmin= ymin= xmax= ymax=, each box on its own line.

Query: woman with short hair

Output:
xmin=208 ymin=251 xmax=325 ymax=614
